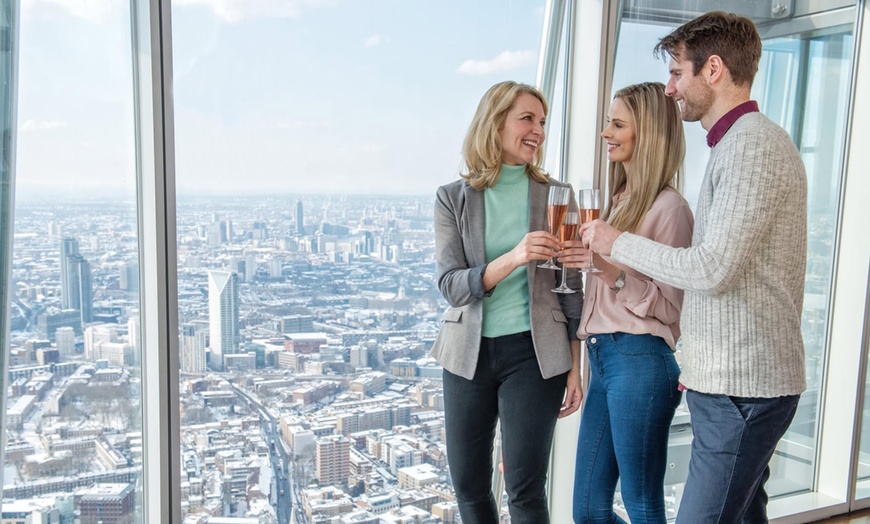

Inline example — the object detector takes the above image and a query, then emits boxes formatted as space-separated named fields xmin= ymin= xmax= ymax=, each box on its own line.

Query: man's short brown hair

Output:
xmin=654 ymin=11 xmax=761 ymax=87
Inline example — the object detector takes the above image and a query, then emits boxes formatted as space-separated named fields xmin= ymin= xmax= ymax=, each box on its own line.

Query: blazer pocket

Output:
xmin=441 ymin=308 xmax=463 ymax=323
xmin=551 ymin=309 xmax=568 ymax=324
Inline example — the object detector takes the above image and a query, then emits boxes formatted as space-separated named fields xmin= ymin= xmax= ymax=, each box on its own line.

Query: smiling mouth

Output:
xmin=522 ymin=140 xmax=538 ymax=148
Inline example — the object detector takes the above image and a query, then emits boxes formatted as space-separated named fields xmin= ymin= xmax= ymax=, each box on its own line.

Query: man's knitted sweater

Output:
xmin=611 ymin=112 xmax=807 ymax=398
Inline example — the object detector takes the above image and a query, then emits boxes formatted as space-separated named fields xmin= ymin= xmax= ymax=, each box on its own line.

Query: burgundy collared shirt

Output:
xmin=706 ymin=100 xmax=760 ymax=148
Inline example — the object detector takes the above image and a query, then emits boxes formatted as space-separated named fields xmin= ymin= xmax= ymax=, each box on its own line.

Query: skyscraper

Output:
xmin=61 ymin=237 xmax=94 ymax=325
xmin=296 ymin=199 xmax=304 ymax=235
xmin=208 ymin=270 xmax=239 ymax=371
xmin=60 ymin=237 xmax=79 ymax=310
xmin=180 ymin=323 xmax=206 ymax=373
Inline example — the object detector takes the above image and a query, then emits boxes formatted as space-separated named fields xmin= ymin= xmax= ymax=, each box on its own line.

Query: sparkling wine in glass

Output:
xmin=552 ymin=211 xmax=578 ymax=293
xmin=579 ymin=189 xmax=603 ymax=273
xmin=539 ymin=186 xmax=570 ymax=269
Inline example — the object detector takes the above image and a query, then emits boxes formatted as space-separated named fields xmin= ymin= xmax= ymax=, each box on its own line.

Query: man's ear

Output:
xmin=705 ymin=55 xmax=726 ymax=86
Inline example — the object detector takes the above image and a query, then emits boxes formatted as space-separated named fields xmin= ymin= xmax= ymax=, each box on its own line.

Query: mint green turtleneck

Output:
xmin=482 ymin=164 xmax=532 ymax=338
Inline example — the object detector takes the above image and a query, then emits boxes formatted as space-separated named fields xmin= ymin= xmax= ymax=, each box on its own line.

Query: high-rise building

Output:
xmin=208 ymin=270 xmax=239 ymax=371
xmin=55 ymin=326 xmax=76 ymax=358
xmin=296 ymin=199 xmax=304 ymax=235
xmin=127 ymin=314 xmax=140 ymax=354
xmin=60 ymin=238 xmax=94 ymax=325
xmin=180 ymin=323 xmax=206 ymax=373
xmin=315 ymin=435 xmax=350 ymax=487
xmin=59 ymin=237 xmax=79 ymax=310
xmin=119 ymin=261 xmax=139 ymax=292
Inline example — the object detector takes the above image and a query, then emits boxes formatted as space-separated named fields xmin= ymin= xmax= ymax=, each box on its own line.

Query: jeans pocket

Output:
xmin=612 ymin=333 xmax=655 ymax=357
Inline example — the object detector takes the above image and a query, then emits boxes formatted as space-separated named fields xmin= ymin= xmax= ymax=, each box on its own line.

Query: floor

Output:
xmin=815 ymin=509 xmax=870 ymax=523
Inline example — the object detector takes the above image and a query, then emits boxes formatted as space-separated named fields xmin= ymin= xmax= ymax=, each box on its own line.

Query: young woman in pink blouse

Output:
xmin=558 ymin=81 xmax=694 ymax=524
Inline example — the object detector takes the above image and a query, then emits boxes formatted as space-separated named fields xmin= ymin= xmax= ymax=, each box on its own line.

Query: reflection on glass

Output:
xmin=611 ymin=1 xmax=856 ymax=517
xmin=171 ymin=1 xmax=546 ymax=521
xmin=3 ymin=1 xmax=143 ymax=521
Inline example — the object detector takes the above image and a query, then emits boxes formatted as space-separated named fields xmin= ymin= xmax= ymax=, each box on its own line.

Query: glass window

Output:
xmin=3 ymin=1 xmax=143 ymax=521
xmin=609 ymin=0 xmax=858 ymax=517
xmin=170 ymin=1 xmax=548 ymax=521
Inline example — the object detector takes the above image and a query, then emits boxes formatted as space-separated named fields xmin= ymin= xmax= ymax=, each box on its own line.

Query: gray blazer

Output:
xmin=431 ymin=176 xmax=583 ymax=380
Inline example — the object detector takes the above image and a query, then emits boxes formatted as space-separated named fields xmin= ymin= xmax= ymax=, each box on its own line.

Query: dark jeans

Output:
xmin=675 ymin=390 xmax=800 ymax=524
xmin=572 ymin=333 xmax=682 ymax=524
xmin=443 ymin=331 xmax=567 ymax=524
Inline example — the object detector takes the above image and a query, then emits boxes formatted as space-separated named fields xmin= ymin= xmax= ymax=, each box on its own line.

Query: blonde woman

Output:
xmin=432 ymin=81 xmax=584 ymax=524
xmin=559 ymin=82 xmax=693 ymax=523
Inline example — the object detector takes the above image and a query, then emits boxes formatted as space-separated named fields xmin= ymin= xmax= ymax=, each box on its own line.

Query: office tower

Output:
xmin=280 ymin=314 xmax=314 ymax=334
xmin=245 ymin=254 xmax=255 ymax=282
xmin=60 ymin=236 xmax=93 ymax=324
xmin=128 ymin=314 xmax=140 ymax=354
xmin=37 ymin=310 xmax=81 ymax=340
xmin=55 ymin=326 xmax=76 ymax=358
xmin=315 ymin=435 xmax=351 ymax=486
xmin=350 ymin=345 xmax=368 ymax=369
xmin=180 ymin=323 xmax=206 ymax=373
xmin=296 ymin=199 xmax=304 ymax=235
xmin=269 ymin=256 xmax=283 ymax=279
xmin=119 ymin=261 xmax=139 ymax=292
xmin=221 ymin=217 xmax=233 ymax=243
xmin=208 ymin=270 xmax=239 ymax=371
xmin=60 ymin=237 xmax=79 ymax=310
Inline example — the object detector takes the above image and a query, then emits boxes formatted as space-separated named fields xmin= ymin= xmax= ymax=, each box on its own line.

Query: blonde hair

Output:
xmin=461 ymin=81 xmax=550 ymax=190
xmin=603 ymin=82 xmax=685 ymax=232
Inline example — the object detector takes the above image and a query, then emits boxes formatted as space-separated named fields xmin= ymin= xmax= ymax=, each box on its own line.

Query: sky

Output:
xmin=14 ymin=0 xmax=549 ymax=198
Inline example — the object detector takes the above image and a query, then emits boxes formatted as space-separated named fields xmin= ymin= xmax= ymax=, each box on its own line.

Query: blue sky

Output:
xmin=15 ymin=0 xmax=547 ymax=198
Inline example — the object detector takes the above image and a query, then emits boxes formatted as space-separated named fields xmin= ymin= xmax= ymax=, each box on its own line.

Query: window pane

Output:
xmin=4 ymin=1 xmax=143 ymax=521
xmin=610 ymin=1 xmax=857 ymax=517
xmin=170 ymin=1 xmax=546 ymax=521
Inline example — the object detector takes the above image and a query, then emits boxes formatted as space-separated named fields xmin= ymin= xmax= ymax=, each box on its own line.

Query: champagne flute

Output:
xmin=552 ymin=211 xmax=578 ymax=293
xmin=579 ymin=189 xmax=603 ymax=273
xmin=538 ymin=186 xmax=570 ymax=269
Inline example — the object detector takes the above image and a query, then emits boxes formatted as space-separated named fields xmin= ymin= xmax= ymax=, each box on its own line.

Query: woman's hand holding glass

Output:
xmin=556 ymin=239 xmax=592 ymax=270
xmin=508 ymin=231 xmax=563 ymax=268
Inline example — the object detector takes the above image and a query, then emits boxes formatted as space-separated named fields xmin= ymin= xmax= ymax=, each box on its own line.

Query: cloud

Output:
xmin=22 ymin=120 xmax=67 ymax=131
xmin=22 ymin=0 xmax=121 ymax=24
xmin=364 ymin=34 xmax=391 ymax=48
xmin=173 ymin=0 xmax=336 ymax=23
xmin=456 ymin=50 xmax=537 ymax=75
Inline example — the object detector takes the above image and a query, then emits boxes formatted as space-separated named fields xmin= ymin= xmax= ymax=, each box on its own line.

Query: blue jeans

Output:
xmin=573 ymin=333 xmax=682 ymax=524
xmin=675 ymin=391 xmax=800 ymax=524
xmin=443 ymin=331 xmax=567 ymax=524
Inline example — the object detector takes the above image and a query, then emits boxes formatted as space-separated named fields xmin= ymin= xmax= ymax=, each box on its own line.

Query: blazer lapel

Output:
xmin=464 ymin=184 xmax=486 ymax=267
xmin=527 ymin=179 xmax=548 ymax=293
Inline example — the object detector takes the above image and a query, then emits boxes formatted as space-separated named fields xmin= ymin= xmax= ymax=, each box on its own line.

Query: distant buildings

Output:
xmin=208 ymin=270 xmax=240 ymax=371
xmin=315 ymin=435 xmax=351 ymax=486
xmin=60 ymin=237 xmax=93 ymax=325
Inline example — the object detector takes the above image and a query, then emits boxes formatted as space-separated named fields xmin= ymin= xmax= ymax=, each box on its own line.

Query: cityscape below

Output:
xmin=4 ymin=193 xmax=468 ymax=524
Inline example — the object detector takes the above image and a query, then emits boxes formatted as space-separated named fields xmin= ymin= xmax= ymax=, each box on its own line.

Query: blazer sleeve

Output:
xmin=434 ymin=184 xmax=491 ymax=307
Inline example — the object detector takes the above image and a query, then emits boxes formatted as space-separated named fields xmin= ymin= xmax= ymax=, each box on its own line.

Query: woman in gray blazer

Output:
xmin=431 ymin=81 xmax=584 ymax=524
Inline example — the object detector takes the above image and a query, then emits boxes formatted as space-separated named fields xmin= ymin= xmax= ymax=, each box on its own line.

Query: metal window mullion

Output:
xmin=0 ymin=0 xmax=19 ymax=502
xmin=132 ymin=0 xmax=180 ymax=521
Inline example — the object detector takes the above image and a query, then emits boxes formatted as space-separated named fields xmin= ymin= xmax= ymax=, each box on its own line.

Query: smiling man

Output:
xmin=578 ymin=11 xmax=808 ymax=524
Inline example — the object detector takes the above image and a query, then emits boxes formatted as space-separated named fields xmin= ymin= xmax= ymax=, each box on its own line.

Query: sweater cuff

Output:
xmin=468 ymin=263 xmax=493 ymax=300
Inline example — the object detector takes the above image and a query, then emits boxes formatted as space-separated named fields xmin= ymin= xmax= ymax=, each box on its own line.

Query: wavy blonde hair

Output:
xmin=461 ymin=81 xmax=549 ymax=190
xmin=603 ymin=82 xmax=685 ymax=232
